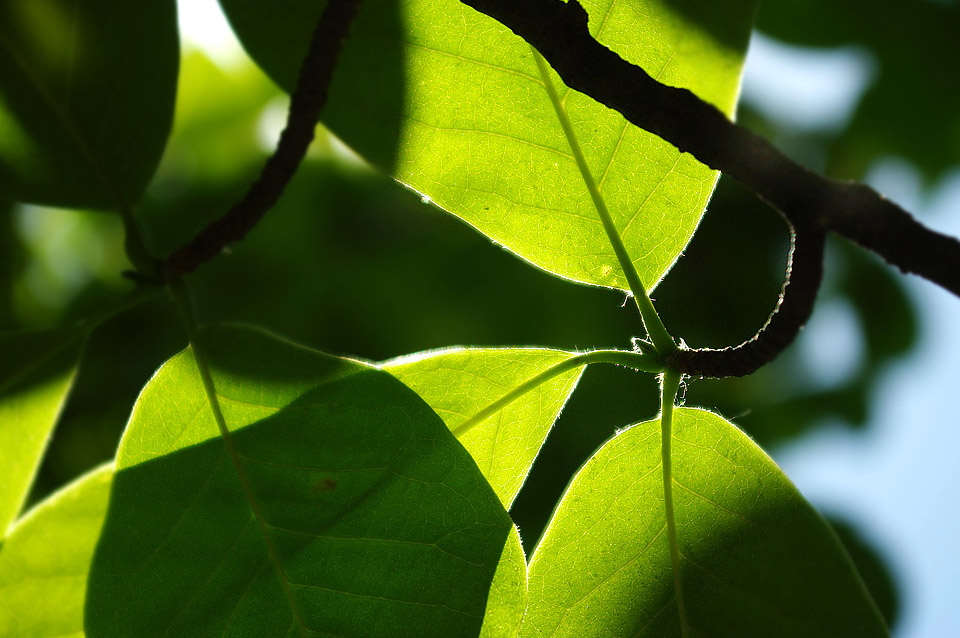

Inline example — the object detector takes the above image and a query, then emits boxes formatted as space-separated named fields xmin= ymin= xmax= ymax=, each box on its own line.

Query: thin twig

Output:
xmin=457 ymin=0 xmax=960 ymax=377
xmin=457 ymin=0 xmax=960 ymax=297
xmin=164 ymin=0 xmax=363 ymax=277
xmin=668 ymin=222 xmax=826 ymax=378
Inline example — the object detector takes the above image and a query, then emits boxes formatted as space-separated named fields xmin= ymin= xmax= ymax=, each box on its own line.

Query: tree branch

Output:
xmin=458 ymin=0 xmax=960 ymax=297
xmin=668 ymin=222 xmax=826 ymax=378
xmin=163 ymin=0 xmax=362 ymax=277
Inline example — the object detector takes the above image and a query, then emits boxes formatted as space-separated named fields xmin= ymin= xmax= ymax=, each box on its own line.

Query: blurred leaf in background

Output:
xmin=754 ymin=0 xmax=960 ymax=182
xmin=0 ymin=0 xmax=178 ymax=209
xmin=136 ymin=50 xmax=279 ymax=257
xmin=10 ymin=2 xmax=960 ymax=633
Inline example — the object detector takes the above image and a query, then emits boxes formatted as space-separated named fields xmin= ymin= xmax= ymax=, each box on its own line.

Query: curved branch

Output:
xmin=458 ymin=0 xmax=960 ymax=297
xmin=163 ymin=0 xmax=362 ymax=277
xmin=668 ymin=223 xmax=826 ymax=378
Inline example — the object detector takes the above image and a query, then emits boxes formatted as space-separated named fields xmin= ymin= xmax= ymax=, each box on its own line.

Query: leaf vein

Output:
xmin=404 ymin=40 xmax=542 ymax=84
xmin=287 ymin=580 xmax=482 ymax=619
xmin=265 ymin=523 xmax=485 ymax=568
xmin=403 ymin=114 xmax=574 ymax=160
xmin=672 ymin=478 xmax=758 ymax=525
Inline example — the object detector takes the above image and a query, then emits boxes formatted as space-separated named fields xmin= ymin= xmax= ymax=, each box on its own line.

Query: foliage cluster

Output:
xmin=3 ymin=0 xmax=956 ymax=635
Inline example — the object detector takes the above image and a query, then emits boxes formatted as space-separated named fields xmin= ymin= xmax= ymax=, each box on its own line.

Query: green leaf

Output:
xmin=480 ymin=526 xmax=527 ymax=638
xmin=218 ymin=0 xmax=756 ymax=290
xmin=0 ymin=327 xmax=85 ymax=536
xmin=0 ymin=463 xmax=112 ymax=638
xmin=86 ymin=326 xmax=513 ymax=638
xmin=521 ymin=408 xmax=888 ymax=637
xmin=0 ymin=471 xmax=524 ymax=638
xmin=0 ymin=0 xmax=178 ymax=209
xmin=384 ymin=348 xmax=584 ymax=508
xmin=217 ymin=0 xmax=406 ymax=168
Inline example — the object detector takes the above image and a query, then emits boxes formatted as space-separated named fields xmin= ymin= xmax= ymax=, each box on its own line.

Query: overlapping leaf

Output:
xmin=480 ymin=526 xmax=527 ymax=638
xmin=384 ymin=348 xmax=584 ymax=507
xmin=0 ymin=327 xmax=85 ymax=535
xmin=0 ymin=463 xmax=111 ymax=637
xmin=85 ymin=326 xmax=512 ymax=638
xmin=521 ymin=408 xmax=888 ymax=637
xmin=219 ymin=0 xmax=757 ymax=290
xmin=0 ymin=0 xmax=178 ymax=209
xmin=0 ymin=471 xmax=524 ymax=638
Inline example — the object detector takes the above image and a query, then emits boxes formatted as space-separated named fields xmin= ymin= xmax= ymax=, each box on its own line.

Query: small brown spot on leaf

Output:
xmin=311 ymin=478 xmax=338 ymax=494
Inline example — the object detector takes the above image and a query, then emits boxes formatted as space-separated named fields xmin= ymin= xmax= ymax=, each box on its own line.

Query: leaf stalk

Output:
xmin=451 ymin=349 xmax=663 ymax=438
xmin=660 ymin=368 xmax=689 ymax=637
xmin=531 ymin=48 xmax=677 ymax=356
xmin=167 ymin=278 xmax=310 ymax=638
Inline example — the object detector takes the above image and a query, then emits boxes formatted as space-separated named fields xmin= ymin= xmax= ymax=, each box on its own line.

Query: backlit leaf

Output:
xmin=0 ymin=468 xmax=525 ymax=638
xmin=219 ymin=0 xmax=757 ymax=290
xmin=85 ymin=326 xmax=512 ymax=638
xmin=480 ymin=526 xmax=527 ymax=638
xmin=0 ymin=463 xmax=111 ymax=638
xmin=0 ymin=327 xmax=85 ymax=536
xmin=521 ymin=408 xmax=888 ymax=637
xmin=384 ymin=348 xmax=584 ymax=508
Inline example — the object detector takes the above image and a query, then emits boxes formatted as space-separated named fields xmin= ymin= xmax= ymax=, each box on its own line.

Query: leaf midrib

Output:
xmin=530 ymin=45 xmax=675 ymax=352
xmin=531 ymin=28 xmax=689 ymax=622
xmin=168 ymin=284 xmax=310 ymax=638
xmin=188 ymin=346 xmax=310 ymax=638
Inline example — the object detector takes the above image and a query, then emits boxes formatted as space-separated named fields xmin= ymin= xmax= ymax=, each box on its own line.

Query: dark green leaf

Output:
xmin=86 ymin=326 xmax=512 ymax=638
xmin=521 ymin=408 xmax=888 ymax=637
xmin=217 ymin=0 xmax=405 ymax=169
xmin=0 ymin=471 xmax=526 ymax=638
xmin=0 ymin=0 xmax=178 ymax=209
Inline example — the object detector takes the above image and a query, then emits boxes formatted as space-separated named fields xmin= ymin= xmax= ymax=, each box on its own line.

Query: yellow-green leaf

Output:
xmin=480 ymin=526 xmax=527 ymax=638
xmin=0 ymin=327 xmax=84 ymax=536
xmin=0 ymin=463 xmax=112 ymax=638
xmin=522 ymin=408 xmax=888 ymax=637
xmin=384 ymin=348 xmax=584 ymax=508
xmin=219 ymin=0 xmax=757 ymax=290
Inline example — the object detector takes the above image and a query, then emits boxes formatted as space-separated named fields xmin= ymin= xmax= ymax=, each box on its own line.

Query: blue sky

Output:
xmin=744 ymin=31 xmax=960 ymax=637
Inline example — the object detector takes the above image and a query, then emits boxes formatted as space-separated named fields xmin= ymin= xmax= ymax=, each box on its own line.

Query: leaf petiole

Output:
xmin=531 ymin=47 xmax=677 ymax=356
xmin=660 ymin=368 xmax=688 ymax=637
xmin=166 ymin=279 xmax=310 ymax=638
xmin=451 ymin=349 xmax=663 ymax=438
